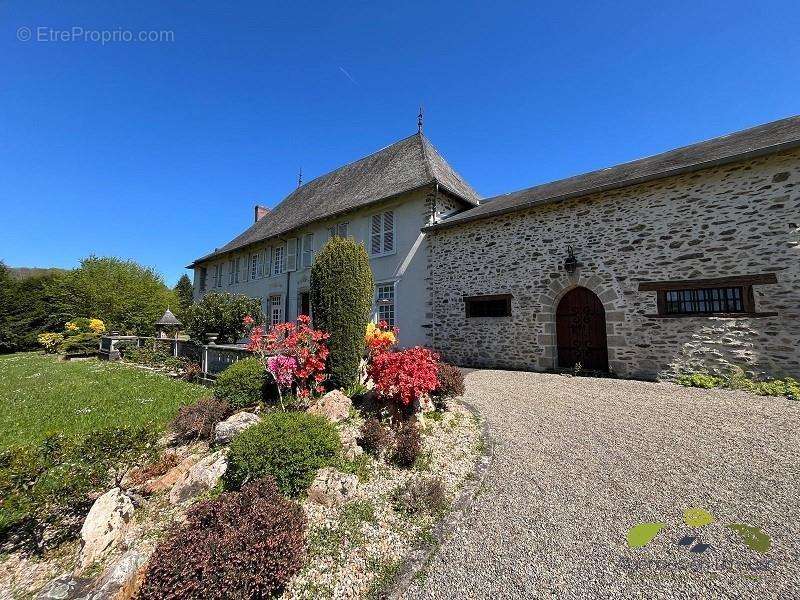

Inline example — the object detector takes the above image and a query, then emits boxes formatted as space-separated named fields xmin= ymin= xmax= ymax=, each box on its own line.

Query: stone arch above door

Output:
xmin=536 ymin=274 xmax=624 ymax=372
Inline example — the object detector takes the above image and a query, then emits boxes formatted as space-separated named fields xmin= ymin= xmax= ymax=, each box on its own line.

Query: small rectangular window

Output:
xmin=465 ymin=295 xmax=512 ymax=318
xmin=199 ymin=267 xmax=207 ymax=292
xmin=270 ymin=294 xmax=283 ymax=326
xmin=250 ymin=253 xmax=258 ymax=280
xmin=272 ymin=245 xmax=285 ymax=276
xmin=228 ymin=260 xmax=235 ymax=285
xmin=215 ymin=264 xmax=223 ymax=287
xmin=234 ymin=257 xmax=241 ymax=283
xmin=376 ymin=283 xmax=395 ymax=327
xmin=328 ymin=222 xmax=349 ymax=239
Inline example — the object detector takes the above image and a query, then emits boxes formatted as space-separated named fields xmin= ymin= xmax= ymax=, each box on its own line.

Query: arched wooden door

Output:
xmin=556 ymin=287 xmax=609 ymax=371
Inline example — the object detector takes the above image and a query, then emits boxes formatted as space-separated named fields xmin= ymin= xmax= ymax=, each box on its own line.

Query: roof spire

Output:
xmin=417 ymin=105 xmax=424 ymax=133
xmin=297 ymin=167 xmax=303 ymax=188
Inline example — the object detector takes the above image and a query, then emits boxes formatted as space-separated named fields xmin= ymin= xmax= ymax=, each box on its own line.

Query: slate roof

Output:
xmin=155 ymin=308 xmax=182 ymax=326
xmin=189 ymin=132 xmax=480 ymax=267
xmin=426 ymin=115 xmax=800 ymax=231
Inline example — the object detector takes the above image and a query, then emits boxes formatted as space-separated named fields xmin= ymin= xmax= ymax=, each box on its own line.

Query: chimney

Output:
xmin=254 ymin=205 xmax=270 ymax=223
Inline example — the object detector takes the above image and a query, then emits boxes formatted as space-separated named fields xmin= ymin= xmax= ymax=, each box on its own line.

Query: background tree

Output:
xmin=310 ymin=237 xmax=374 ymax=388
xmin=53 ymin=256 xmax=176 ymax=335
xmin=184 ymin=292 xmax=263 ymax=344
xmin=174 ymin=274 xmax=195 ymax=320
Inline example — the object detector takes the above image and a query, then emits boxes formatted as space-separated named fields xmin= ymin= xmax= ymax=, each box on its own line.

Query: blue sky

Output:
xmin=2 ymin=1 xmax=799 ymax=286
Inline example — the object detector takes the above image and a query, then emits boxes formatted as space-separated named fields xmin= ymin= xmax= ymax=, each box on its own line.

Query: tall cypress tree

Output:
xmin=310 ymin=238 xmax=374 ymax=388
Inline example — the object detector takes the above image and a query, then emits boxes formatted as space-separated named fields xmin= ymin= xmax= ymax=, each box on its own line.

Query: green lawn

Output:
xmin=0 ymin=352 xmax=208 ymax=449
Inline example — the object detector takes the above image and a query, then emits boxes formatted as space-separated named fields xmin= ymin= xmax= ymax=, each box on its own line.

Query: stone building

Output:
xmin=425 ymin=117 xmax=800 ymax=380
xmin=189 ymin=115 xmax=799 ymax=380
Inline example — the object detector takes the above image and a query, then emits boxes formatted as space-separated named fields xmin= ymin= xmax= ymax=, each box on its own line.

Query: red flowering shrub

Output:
xmin=246 ymin=315 xmax=329 ymax=400
xmin=137 ymin=477 xmax=306 ymax=599
xmin=367 ymin=347 xmax=440 ymax=407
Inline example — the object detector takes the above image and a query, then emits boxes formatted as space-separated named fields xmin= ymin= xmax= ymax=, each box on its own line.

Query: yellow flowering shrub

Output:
xmin=38 ymin=332 xmax=64 ymax=353
xmin=88 ymin=319 xmax=106 ymax=334
xmin=65 ymin=322 xmax=79 ymax=332
xmin=365 ymin=321 xmax=397 ymax=355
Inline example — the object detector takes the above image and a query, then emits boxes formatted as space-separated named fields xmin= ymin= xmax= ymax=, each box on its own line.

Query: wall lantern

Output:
xmin=564 ymin=246 xmax=579 ymax=274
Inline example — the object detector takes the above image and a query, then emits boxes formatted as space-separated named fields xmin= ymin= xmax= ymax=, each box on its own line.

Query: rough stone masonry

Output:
xmin=426 ymin=148 xmax=800 ymax=380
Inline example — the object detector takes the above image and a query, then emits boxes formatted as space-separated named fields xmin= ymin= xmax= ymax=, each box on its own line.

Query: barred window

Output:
xmin=376 ymin=283 xmax=395 ymax=327
xmin=464 ymin=295 xmax=512 ymax=318
xmin=664 ymin=287 xmax=744 ymax=315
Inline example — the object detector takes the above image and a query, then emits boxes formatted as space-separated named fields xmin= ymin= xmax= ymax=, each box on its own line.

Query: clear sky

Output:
xmin=2 ymin=1 xmax=798 ymax=286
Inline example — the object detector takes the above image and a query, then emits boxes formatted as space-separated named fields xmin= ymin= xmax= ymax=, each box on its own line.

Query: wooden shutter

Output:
xmin=287 ymin=238 xmax=298 ymax=271
xmin=371 ymin=214 xmax=382 ymax=254
xmin=302 ymin=234 xmax=313 ymax=268
xmin=383 ymin=211 xmax=394 ymax=253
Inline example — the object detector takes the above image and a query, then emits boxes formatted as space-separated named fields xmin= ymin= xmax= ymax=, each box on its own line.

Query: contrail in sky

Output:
xmin=338 ymin=66 xmax=358 ymax=85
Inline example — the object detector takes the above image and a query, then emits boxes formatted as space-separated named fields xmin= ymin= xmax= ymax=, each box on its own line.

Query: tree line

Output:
xmin=0 ymin=256 xmax=194 ymax=354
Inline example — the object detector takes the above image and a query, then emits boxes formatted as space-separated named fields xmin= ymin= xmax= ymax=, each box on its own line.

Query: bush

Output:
xmin=225 ymin=412 xmax=341 ymax=497
xmin=171 ymin=398 xmax=231 ymax=441
xmin=137 ymin=477 xmax=306 ymax=599
xmin=37 ymin=332 xmax=64 ymax=353
xmin=434 ymin=363 xmax=465 ymax=399
xmin=359 ymin=417 xmax=392 ymax=456
xmin=184 ymin=291 xmax=263 ymax=344
xmin=214 ymin=358 xmax=267 ymax=409
xmin=368 ymin=347 xmax=440 ymax=408
xmin=677 ymin=369 xmax=800 ymax=401
xmin=123 ymin=343 xmax=184 ymax=371
xmin=310 ymin=237 xmax=374 ymax=389
xmin=0 ymin=427 xmax=158 ymax=552
xmin=392 ymin=421 xmax=422 ymax=468
xmin=58 ymin=332 xmax=100 ymax=357
xmin=676 ymin=373 xmax=723 ymax=389
xmin=391 ymin=477 xmax=448 ymax=516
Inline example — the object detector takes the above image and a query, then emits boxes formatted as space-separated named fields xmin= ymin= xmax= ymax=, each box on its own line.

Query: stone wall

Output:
xmin=427 ymin=148 xmax=800 ymax=380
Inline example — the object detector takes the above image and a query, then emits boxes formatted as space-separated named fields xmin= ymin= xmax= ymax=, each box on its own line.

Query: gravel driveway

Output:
xmin=404 ymin=370 xmax=799 ymax=599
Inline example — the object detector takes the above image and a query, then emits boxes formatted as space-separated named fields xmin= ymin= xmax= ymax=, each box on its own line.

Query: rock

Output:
xmin=338 ymin=425 xmax=363 ymax=461
xmin=415 ymin=393 xmax=435 ymax=414
xmin=307 ymin=389 xmax=352 ymax=423
xmin=213 ymin=411 xmax=260 ymax=444
xmin=78 ymin=488 xmax=135 ymax=571
xmin=90 ymin=548 xmax=151 ymax=600
xmin=36 ymin=574 xmax=92 ymax=600
xmin=142 ymin=452 xmax=203 ymax=495
xmin=169 ymin=451 xmax=227 ymax=504
xmin=307 ymin=467 xmax=358 ymax=507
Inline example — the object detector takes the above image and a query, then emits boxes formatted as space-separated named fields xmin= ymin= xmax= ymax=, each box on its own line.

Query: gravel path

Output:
xmin=404 ymin=370 xmax=799 ymax=599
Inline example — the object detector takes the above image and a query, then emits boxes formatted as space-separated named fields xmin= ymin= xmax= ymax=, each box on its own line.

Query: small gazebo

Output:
xmin=155 ymin=308 xmax=182 ymax=339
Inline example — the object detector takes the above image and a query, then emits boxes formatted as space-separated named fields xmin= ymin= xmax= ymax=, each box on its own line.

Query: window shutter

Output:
xmin=338 ymin=222 xmax=348 ymax=238
xmin=371 ymin=214 xmax=382 ymax=254
xmin=327 ymin=225 xmax=336 ymax=239
xmin=302 ymin=234 xmax=314 ymax=268
xmin=383 ymin=211 xmax=394 ymax=253
xmin=287 ymin=238 xmax=298 ymax=271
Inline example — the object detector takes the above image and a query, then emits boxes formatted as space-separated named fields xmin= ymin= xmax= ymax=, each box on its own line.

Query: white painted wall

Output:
xmin=192 ymin=187 xmax=441 ymax=348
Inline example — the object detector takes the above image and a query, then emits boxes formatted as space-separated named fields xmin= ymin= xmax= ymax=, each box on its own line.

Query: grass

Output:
xmin=0 ymin=352 xmax=208 ymax=449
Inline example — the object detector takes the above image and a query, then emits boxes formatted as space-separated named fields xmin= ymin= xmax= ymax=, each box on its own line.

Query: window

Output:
xmin=638 ymin=274 xmax=777 ymax=317
xmin=214 ymin=264 xmax=223 ymax=288
xmin=234 ymin=257 xmax=241 ymax=283
xmin=301 ymin=233 xmax=314 ymax=269
xmin=465 ymin=295 xmax=512 ymax=318
xmin=199 ymin=267 xmax=207 ymax=292
xmin=376 ymin=283 xmax=395 ymax=327
xmin=272 ymin=245 xmax=285 ymax=275
xmin=370 ymin=211 xmax=394 ymax=256
xmin=327 ymin=222 xmax=349 ymax=239
xmin=270 ymin=294 xmax=283 ymax=326
xmin=664 ymin=287 xmax=744 ymax=315
xmin=250 ymin=253 xmax=258 ymax=280
xmin=228 ymin=260 xmax=235 ymax=285
xmin=297 ymin=291 xmax=311 ymax=318
xmin=256 ymin=251 xmax=264 ymax=278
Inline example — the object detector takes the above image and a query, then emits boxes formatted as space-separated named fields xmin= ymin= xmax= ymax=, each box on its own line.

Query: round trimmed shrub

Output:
xmin=224 ymin=412 xmax=341 ymax=497
xmin=213 ymin=358 xmax=267 ymax=409
xmin=434 ymin=363 xmax=465 ymax=398
xmin=137 ymin=477 xmax=307 ymax=599
xmin=310 ymin=237 xmax=374 ymax=389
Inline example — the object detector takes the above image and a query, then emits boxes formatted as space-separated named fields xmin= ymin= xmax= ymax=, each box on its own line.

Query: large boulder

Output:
xmin=90 ymin=548 xmax=151 ymax=600
xmin=141 ymin=452 xmax=203 ymax=495
xmin=307 ymin=390 xmax=352 ymax=423
xmin=213 ymin=411 xmax=260 ymax=445
xmin=307 ymin=467 xmax=358 ymax=507
xmin=78 ymin=488 xmax=135 ymax=571
xmin=169 ymin=451 xmax=227 ymax=504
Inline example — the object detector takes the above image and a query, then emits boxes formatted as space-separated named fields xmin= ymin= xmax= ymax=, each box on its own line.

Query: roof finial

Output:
xmin=417 ymin=105 xmax=424 ymax=133
xmin=297 ymin=167 xmax=303 ymax=188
